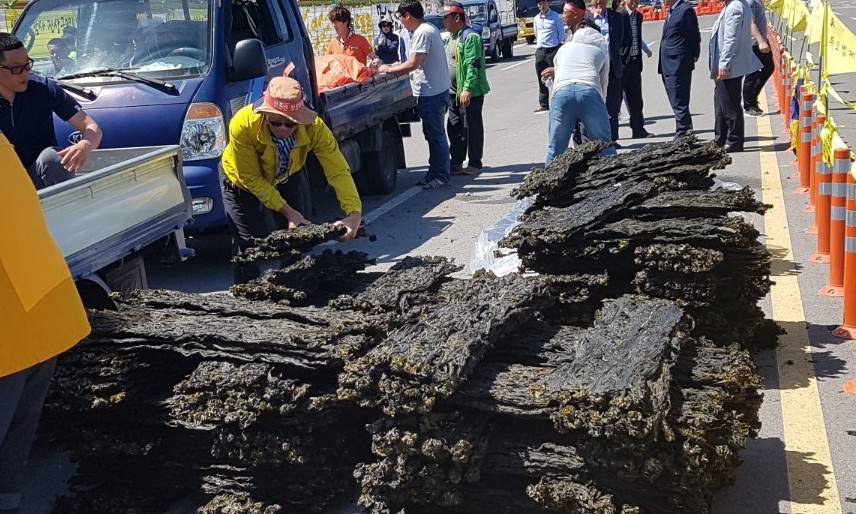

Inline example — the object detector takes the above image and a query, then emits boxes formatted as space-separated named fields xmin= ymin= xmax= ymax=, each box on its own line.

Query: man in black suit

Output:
xmin=588 ymin=0 xmax=630 ymax=145
xmin=658 ymin=0 xmax=700 ymax=138
xmin=622 ymin=0 xmax=654 ymax=139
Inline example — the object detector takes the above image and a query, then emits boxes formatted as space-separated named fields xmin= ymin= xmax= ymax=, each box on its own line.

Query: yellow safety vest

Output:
xmin=0 ymin=133 xmax=90 ymax=377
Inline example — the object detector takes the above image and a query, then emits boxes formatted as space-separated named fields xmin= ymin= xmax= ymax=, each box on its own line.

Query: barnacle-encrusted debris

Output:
xmin=233 ymin=223 xmax=346 ymax=264
xmin=42 ymin=140 xmax=771 ymax=514
xmin=231 ymin=250 xmax=370 ymax=305
xmin=337 ymin=273 xmax=555 ymax=415
xmin=334 ymin=255 xmax=463 ymax=312
xmin=198 ymin=495 xmax=282 ymax=514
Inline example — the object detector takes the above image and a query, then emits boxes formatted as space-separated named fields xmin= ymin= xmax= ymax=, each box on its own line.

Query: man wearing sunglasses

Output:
xmin=0 ymin=33 xmax=102 ymax=189
xmin=221 ymin=74 xmax=362 ymax=282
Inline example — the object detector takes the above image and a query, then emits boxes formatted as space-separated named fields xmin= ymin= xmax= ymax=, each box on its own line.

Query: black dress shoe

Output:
xmin=632 ymin=130 xmax=655 ymax=138
xmin=724 ymin=143 xmax=744 ymax=153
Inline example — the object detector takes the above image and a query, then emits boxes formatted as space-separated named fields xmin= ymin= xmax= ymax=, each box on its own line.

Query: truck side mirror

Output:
xmin=231 ymin=38 xmax=268 ymax=82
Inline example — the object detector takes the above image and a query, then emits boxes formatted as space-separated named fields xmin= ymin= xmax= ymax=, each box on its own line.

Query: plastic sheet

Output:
xmin=466 ymin=197 xmax=534 ymax=276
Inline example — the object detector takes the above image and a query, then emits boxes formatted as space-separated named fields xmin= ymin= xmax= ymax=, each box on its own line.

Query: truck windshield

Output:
xmin=15 ymin=0 xmax=211 ymax=81
xmin=464 ymin=4 xmax=486 ymax=22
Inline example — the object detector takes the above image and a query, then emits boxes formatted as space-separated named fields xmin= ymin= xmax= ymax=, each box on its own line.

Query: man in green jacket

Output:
xmin=443 ymin=1 xmax=490 ymax=175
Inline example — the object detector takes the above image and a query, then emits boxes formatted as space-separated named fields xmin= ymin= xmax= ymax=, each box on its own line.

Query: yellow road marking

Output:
xmin=758 ymin=90 xmax=842 ymax=513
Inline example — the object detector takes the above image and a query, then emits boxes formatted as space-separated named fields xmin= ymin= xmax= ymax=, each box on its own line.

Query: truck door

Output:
xmin=224 ymin=0 xmax=310 ymax=117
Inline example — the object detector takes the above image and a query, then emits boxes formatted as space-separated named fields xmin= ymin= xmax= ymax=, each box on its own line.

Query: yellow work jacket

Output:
xmin=221 ymin=105 xmax=362 ymax=214
xmin=0 ymin=133 xmax=90 ymax=377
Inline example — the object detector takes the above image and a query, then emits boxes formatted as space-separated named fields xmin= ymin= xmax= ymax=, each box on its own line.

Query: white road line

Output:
xmin=363 ymin=185 xmax=423 ymax=225
xmin=500 ymin=58 xmax=533 ymax=71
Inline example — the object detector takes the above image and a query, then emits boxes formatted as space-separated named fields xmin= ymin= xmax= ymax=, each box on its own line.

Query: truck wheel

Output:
xmin=502 ymin=39 xmax=514 ymax=58
xmin=363 ymin=129 xmax=399 ymax=195
xmin=525 ymin=36 xmax=535 ymax=45
xmin=489 ymin=43 xmax=501 ymax=62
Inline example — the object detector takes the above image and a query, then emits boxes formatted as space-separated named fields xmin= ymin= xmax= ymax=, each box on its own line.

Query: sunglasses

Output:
xmin=0 ymin=58 xmax=34 ymax=75
xmin=268 ymin=118 xmax=297 ymax=128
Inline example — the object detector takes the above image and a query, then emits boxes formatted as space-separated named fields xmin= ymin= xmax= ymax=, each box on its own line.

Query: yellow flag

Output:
xmin=767 ymin=0 xmax=784 ymax=12
xmin=805 ymin=3 xmax=825 ymax=43
xmin=824 ymin=8 xmax=856 ymax=76
xmin=781 ymin=0 xmax=793 ymax=20
xmin=790 ymin=0 xmax=810 ymax=31
xmin=821 ymin=116 xmax=834 ymax=165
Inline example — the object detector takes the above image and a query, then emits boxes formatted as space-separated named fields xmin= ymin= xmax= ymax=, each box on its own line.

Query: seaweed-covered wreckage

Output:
xmin=41 ymin=137 xmax=774 ymax=514
xmin=232 ymin=223 xmax=347 ymax=265
xmin=503 ymin=136 xmax=776 ymax=349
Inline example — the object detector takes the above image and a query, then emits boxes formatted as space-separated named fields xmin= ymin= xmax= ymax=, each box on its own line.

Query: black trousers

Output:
xmin=742 ymin=46 xmax=775 ymax=110
xmin=714 ymin=76 xmax=745 ymax=147
xmin=622 ymin=56 xmax=645 ymax=135
xmin=448 ymin=93 xmax=485 ymax=169
xmin=662 ymin=72 xmax=693 ymax=136
xmin=221 ymin=170 xmax=310 ymax=283
xmin=535 ymin=46 xmax=559 ymax=109
xmin=606 ymin=69 xmax=624 ymax=142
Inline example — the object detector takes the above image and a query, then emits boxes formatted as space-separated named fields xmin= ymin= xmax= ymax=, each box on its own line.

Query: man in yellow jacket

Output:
xmin=0 ymin=132 xmax=90 ymax=513
xmin=221 ymin=75 xmax=362 ymax=282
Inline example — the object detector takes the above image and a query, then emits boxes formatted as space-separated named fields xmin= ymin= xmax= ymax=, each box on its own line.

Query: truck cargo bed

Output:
xmin=39 ymin=146 xmax=192 ymax=280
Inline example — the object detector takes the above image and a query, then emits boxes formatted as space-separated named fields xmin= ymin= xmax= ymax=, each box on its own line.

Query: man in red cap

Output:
xmin=220 ymin=74 xmax=362 ymax=282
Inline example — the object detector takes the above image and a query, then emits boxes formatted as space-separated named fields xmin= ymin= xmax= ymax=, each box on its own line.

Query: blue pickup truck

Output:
xmin=13 ymin=0 xmax=416 ymax=230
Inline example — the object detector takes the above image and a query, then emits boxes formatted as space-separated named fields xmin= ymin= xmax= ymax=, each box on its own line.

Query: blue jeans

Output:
xmin=545 ymin=83 xmax=617 ymax=165
xmin=417 ymin=92 xmax=451 ymax=182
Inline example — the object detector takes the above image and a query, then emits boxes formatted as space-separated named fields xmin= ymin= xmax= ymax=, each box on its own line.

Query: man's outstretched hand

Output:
xmin=335 ymin=211 xmax=362 ymax=240
xmin=57 ymin=140 xmax=94 ymax=173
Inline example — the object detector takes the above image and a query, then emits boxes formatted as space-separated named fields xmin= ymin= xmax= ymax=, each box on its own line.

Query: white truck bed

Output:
xmin=39 ymin=145 xmax=192 ymax=281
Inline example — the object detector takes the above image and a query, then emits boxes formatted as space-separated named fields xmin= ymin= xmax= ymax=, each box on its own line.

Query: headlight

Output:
xmin=180 ymin=103 xmax=226 ymax=161
xmin=482 ymin=26 xmax=490 ymax=39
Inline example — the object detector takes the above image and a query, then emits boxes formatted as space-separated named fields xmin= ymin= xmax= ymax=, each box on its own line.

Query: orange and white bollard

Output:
xmin=810 ymin=136 xmax=832 ymax=263
xmin=820 ymin=148 xmax=851 ymax=297
xmin=834 ymin=152 xmax=856 ymax=343
xmin=796 ymin=88 xmax=814 ymax=193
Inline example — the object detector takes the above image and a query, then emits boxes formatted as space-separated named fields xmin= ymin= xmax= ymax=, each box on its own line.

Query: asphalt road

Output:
xmin=22 ymin=13 xmax=856 ymax=514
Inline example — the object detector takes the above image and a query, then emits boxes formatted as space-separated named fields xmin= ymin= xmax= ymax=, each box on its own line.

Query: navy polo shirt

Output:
xmin=0 ymin=75 xmax=82 ymax=169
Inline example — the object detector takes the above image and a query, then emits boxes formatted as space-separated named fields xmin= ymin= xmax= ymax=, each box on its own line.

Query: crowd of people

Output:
xmin=535 ymin=0 xmax=772 ymax=159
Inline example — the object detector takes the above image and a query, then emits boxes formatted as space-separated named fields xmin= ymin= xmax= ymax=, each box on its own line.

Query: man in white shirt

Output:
xmin=541 ymin=20 xmax=616 ymax=164
xmin=379 ymin=0 xmax=453 ymax=189
xmin=533 ymin=0 xmax=564 ymax=112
